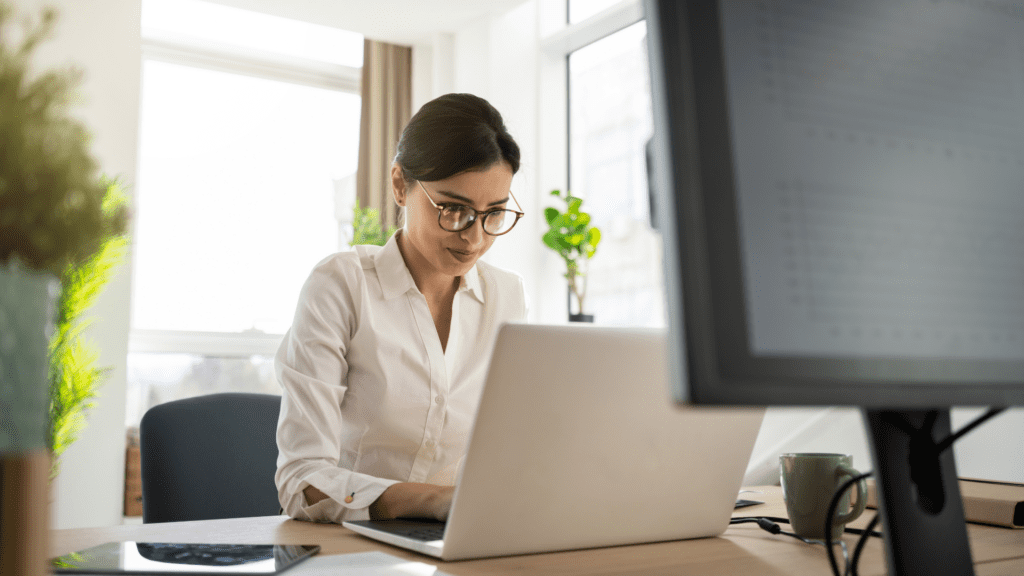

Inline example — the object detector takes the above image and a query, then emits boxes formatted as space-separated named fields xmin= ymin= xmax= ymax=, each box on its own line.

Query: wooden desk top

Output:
xmin=51 ymin=487 xmax=1024 ymax=576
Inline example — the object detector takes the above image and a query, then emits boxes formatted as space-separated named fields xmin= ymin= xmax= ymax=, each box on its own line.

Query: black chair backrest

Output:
xmin=140 ymin=392 xmax=281 ymax=523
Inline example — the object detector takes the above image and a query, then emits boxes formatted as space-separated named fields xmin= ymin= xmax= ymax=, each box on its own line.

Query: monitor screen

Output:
xmin=646 ymin=0 xmax=1024 ymax=407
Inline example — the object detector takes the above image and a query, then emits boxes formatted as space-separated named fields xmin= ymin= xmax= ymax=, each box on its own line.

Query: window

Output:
xmin=565 ymin=8 xmax=663 ymax=327
xmin=127 ymin=0 xmax=363 ymax=425
xmin=568 ymin=0 xmax=625 ymax=24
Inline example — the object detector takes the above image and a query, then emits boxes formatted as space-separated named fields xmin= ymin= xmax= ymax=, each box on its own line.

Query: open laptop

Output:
xmin=343 ymin=324 xmax=764 ymax=561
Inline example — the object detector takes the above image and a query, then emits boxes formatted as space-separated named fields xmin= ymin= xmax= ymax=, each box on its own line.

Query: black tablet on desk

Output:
xmin=52 ymin=542 xmax=320 ymax=575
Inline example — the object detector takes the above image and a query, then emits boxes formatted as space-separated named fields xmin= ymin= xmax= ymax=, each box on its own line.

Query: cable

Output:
xmin=730 ymin=515 xmax=880 ymax=538
xmin=935 ymin=407 xmax=1006 ymax=453
xmin=731 ymin=517 xmax=849 ymax=560
xmin=825 ymin=472 xmax=872 ymax=576
xmin=731 ymin=516 xmax=813 ymax=543
xmin=824 ymin=407 xmax=1008 ymax=576
xmin=849 ymin=513 xmax=880 ymax=576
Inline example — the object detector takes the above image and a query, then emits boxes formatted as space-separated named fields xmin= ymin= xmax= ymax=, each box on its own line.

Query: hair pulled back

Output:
xmin=394 ymin=93 xmax=520 ymax=182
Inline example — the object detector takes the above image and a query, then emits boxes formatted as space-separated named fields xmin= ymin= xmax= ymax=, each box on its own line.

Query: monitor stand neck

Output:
xmin=863 ymin=408 xmax=974 ymax=576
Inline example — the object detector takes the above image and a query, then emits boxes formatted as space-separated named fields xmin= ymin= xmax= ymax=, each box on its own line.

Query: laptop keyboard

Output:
xmin=396 ymin=525 xmax=446 ymax=542
xmin=349 ymin=519 xmax=447 ymax=542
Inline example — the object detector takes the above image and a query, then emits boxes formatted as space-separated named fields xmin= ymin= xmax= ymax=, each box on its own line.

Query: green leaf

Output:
xmin=568 ymin=197 xmax=583 ymax=214
xmin=542 ymin=231 xmax=565 ymax=253
xmin=550 ymin=189 xmax=561 ymax=197
xmin=544 ymin=207 xmax=559 ymax=225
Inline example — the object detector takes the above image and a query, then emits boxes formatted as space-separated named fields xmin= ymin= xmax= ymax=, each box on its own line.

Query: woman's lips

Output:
xmin=448 ymin=248 xmax=476 ymax=262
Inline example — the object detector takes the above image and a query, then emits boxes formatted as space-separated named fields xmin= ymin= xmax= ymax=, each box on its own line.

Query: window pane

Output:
xmin=142 ymin=0 xmax=364 ymax=67
xmin=568 ymin=0 xmax=627 ymax=24
xmin=125 ymin=353 xmax=280 ymax=426
xmin=133 ymin=60 xmax=360 ymax=333
xmin=568 ymin=21 xmax=664 ymax=327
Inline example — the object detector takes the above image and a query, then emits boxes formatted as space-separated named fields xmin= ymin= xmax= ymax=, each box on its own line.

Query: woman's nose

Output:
xmin=459 ymin=216 xmax=486 ymax=246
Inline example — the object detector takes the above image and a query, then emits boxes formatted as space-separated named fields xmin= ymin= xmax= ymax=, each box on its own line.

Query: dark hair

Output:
xmin=394 ymin=93 xmax=520 ymax=182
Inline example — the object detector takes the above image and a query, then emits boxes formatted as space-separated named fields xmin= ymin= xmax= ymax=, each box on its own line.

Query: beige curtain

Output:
xmin=356 ymin=39 xmax=413 ymax=232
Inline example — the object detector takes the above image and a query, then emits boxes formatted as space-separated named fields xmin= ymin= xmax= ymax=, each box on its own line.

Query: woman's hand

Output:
xmin=369 ymin=483 xmax=455 ymax=521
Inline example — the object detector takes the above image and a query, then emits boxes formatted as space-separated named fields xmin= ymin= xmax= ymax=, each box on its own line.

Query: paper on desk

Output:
xmin=289 ymin=551 xmax=454 ymax=576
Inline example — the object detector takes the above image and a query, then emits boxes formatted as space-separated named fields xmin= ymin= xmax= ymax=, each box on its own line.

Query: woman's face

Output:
xmin=392 ymin=161 xmax=515 ymax=279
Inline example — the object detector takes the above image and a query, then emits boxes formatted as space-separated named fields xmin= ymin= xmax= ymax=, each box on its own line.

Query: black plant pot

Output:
xmin=568 ymin=313 xmax=594 ymax=323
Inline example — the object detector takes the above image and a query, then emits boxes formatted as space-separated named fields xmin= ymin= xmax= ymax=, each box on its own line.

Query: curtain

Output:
xmin=356 ymin=39 xmax=413 ymax=232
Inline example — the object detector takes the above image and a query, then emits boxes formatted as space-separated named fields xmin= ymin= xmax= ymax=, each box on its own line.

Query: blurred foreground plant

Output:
xmin=0 ymin=0 xmax=131 ymax=477
xmin=48 ymin=179 xmax=131 ymax=479
xmin=0 ymin=1 xmax=128 ymax=275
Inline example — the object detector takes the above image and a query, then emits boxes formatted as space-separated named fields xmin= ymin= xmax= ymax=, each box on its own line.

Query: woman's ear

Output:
xmin=391 ymin=164 xmax=408 ymax=207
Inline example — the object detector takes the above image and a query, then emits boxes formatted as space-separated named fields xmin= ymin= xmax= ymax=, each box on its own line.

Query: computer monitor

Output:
xmin=644 ymin=1 xmax=1024 ymax=575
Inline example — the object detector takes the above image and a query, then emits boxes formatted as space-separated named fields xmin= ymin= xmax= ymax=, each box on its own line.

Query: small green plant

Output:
xmin=542 ymin=189 xmax=602 ymax=316
xmin=350 ymin=200 xmax=397 ymax=247
xmin=48 ymin=178 xmax=130 ymax=479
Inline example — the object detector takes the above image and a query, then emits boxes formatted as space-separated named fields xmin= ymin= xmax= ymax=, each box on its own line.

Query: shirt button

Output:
xmin=425 ymin=440 xmax=435 ymax=447
xmin=435 ymin=395 xmax=444 ymax=404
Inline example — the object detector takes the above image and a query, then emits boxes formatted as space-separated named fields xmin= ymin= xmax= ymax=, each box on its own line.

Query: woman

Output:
xmin=275 ymin=93 xmax=527 ymax=523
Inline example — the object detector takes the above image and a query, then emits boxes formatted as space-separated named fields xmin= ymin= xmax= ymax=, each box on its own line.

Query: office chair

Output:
xmin=139 ymin=392 xmax=281 ymax=523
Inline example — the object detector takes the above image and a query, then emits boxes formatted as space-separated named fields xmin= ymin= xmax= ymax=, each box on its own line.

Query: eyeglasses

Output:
xmin=417 ymin=181 xmax=525 ymax=236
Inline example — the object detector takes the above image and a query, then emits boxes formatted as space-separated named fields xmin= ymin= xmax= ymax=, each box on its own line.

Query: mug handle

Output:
xmin=833 ymin=464 xmax=868 ymax=527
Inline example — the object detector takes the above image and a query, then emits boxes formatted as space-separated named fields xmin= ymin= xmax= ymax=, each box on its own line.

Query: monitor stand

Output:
xmin=863 ymin=409 xmax=974 ymax=576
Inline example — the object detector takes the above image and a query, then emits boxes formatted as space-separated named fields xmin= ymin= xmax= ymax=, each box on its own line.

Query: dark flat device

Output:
xmin=52 ymin=542 xmax=320 ymax=575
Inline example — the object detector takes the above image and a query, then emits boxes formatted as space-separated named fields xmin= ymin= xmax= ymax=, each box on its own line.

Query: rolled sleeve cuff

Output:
xmin=293 ymin=469 xmax=401 ymax=523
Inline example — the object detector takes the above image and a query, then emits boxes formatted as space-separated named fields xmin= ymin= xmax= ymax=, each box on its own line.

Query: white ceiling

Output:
xmin=204 ymin=0 xmax=533 ymax=46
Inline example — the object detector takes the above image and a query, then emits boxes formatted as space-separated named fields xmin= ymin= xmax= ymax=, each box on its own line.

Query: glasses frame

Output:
xmin=416 ymin=180 xmax=525 ymax=236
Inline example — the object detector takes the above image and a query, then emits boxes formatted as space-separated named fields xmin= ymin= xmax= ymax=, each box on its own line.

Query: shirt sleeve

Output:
xmin=274 ymin=256 xmax=400 ymax=523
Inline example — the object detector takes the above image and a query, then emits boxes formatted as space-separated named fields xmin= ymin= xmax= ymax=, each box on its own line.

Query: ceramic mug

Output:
xmin=780 ymin=453 xmax=867 ymax=542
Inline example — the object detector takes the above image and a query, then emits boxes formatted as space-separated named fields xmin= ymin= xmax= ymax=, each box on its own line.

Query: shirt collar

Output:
xmin=460 ymin=263 xmax=485 ymax=304
xmin=374 ymin=233 xmax=416 ymax=300
xmin=374 ymin=231 xmax=485 ymax=305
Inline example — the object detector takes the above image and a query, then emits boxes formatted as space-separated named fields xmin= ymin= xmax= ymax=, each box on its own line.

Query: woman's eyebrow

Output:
xmin=436 ymin=190 xmax=510 ymax=207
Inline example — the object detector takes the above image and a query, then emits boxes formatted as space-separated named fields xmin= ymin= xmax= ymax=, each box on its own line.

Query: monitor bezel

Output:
xmin=645 ymin=0 xmax=1024 ymax=407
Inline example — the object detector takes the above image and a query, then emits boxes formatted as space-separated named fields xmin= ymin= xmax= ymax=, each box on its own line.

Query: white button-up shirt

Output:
xmin=275 ymin=232 xmax=527 ymax=523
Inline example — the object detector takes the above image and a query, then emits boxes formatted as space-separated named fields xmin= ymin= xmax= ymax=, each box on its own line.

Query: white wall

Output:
xmin=15 ymin=0 xmax=141 ymax=529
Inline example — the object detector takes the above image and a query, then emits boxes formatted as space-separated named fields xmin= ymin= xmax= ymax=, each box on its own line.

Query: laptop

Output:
xmin=343 ymin=324 xmax=765 ymax=561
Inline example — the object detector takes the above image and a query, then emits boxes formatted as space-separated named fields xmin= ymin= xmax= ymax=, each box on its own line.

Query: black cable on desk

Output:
xmin=730 ymin=516 xmax=881 ymax=539
xmin=849 ymin=513 xmax=880 ymax=576
xmin=824 ymin=471 xmax=873 ymax=576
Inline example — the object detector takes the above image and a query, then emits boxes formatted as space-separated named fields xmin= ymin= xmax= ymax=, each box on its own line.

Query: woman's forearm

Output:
xmin=302 ymin=485 xmax=330 ymax=506
xmin=302 ymin=482 xmax=453 ymax=520
xmin=369 ymin=483 xmax=454 ymax=521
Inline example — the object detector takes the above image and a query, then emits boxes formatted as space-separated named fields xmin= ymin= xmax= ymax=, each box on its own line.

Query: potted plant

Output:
xmin=0 ymin=2 xmax=128 ymax=570
xmin=542 ymin=189 xmax=602 ymax=322
xmin=350 ymin=200 xmax=397 ymax=247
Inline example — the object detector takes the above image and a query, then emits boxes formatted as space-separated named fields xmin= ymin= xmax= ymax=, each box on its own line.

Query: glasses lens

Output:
xmin=483 ymin=210 xmax=515 ymax=235
xmin=440 ymin=206 xmax=473 ymax=231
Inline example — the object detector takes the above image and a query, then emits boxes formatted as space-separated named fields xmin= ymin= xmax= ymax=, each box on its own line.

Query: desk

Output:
xmin=52 ymin=487 xmax=1024 ymax=576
